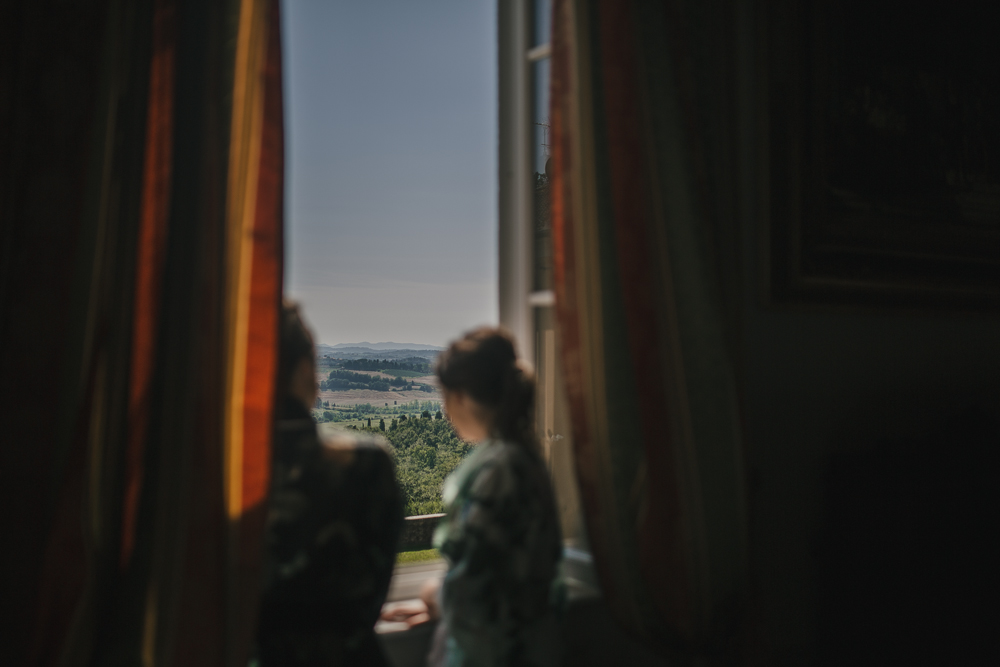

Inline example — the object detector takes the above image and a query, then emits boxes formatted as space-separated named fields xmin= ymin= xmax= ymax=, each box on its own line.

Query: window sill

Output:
xmin=377 ymin=548 xmax=620 ymax=666
xmin=377 ymin=582 xmax=663 ymax=667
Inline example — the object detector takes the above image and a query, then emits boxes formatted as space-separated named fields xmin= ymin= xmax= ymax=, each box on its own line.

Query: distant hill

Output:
xmin=316 ymin=343 xmax=441 ymax=361
xmin=327 ymin=342 xmax=444 ymax=351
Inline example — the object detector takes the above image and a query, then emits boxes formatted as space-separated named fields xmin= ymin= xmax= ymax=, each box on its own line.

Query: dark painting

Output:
xmin=768 ymin=0 xmax=1000 ymax=308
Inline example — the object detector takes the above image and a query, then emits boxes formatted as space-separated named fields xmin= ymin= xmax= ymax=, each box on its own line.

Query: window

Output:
xmin=498 ymin=0 xmax=584 ymax=550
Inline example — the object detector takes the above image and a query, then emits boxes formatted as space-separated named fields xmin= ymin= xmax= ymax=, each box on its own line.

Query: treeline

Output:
xmin=322 ymin=369 xmax=406 ymax=392
xmin=315 ymin=400 xmax=443 ymax=423
xmin=338 ymin=358 xmax=432 ymax=373
xmin=320 ymin=369 xmax=434 ymax=393
xmin=352 ymin=417 xmax=471 ymax=516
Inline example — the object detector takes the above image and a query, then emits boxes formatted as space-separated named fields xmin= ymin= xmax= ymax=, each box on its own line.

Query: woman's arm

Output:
xmin=439 ymin=459 xmax=523 ymax=664
xmin=379 ymin=577 xmax=441 ymax=627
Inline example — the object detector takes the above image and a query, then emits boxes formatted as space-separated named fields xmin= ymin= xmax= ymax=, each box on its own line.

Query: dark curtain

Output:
xmin=0 ymin=1 xmax=284 ymax=665
xmin=550 ymin=0 xmax=749 ymax=661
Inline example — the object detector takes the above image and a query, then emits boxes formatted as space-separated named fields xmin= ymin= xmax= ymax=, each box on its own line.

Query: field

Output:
xmin=315 ymin=358 xmax=442 ymax=411
xmin=314 ymin=392 xmax=445 ymax=431
xmin=317 ymin=387 xmax=441 ymax=406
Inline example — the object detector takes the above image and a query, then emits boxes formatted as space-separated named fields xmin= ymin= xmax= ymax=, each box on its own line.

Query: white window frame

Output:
xmin=498 ymin=0 xmax=536 ymax=361
xmin=498 ymin=0 xmax=589 ymax=560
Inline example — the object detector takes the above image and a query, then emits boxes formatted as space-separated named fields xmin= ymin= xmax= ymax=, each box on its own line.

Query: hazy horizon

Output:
xmin=318 ymin=341 xmax=444 ymax=350
xmin=282 ymin=0 xmax=498 ymax=348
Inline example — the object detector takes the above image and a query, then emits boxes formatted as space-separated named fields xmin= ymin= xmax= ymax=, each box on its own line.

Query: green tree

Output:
xmin=382 ymin=418 xmax=471 ymax=516
xmin=421 ymin=410 xmax=432 ymax=419
xmin=379 ymin=418 xmax=385 ymax=431
xmin=323 ymin=411 xmax=334 ymax=421
xmin=435 ymin=411 xmax=443 ymax=420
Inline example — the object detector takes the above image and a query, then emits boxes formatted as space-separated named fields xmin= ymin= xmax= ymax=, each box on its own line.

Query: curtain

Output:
xmin=550 ymin=0 xmax=748 ymax=660
xmin=0 ymin=1 xmax=283 ymax=665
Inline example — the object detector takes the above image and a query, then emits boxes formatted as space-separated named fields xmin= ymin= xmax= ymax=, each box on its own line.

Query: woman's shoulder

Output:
xmin=482 ymin=438 xmax=546 ymax=474
xmin=307 ymin=432 xmax=400 ymax=499
xmin=320 ymin=431 xmax=393 ymax=465
xmin=453 ymin=439 xmax=525 ymax=480
xmin=462 ymin=439 xmax=546 ymax=498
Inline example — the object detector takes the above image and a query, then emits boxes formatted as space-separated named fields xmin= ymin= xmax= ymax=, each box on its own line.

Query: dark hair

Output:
xmin=278 ymin=300 xmax=315 ymax=409
xmin=436 ymin=327 xmax=537 ymax=451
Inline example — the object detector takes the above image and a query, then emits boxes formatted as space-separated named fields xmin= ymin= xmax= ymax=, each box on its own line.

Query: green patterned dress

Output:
xmin=432 ymin=438 xmax=565 ymax=667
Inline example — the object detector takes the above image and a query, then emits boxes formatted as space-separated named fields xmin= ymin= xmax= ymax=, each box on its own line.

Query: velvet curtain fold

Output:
xmin=550 ymin=0 xmax=748 ymax=660
xmin=0 ymin=1 xmax=283 ymax=665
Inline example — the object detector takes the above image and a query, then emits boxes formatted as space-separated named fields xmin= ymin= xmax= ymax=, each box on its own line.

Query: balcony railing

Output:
xmin=398 ymin=513 xmax=445 ymax=552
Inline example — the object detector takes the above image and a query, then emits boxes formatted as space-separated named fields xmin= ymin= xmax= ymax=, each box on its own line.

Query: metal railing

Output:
xmin=398 ymin=513 xmax=445 ymax=551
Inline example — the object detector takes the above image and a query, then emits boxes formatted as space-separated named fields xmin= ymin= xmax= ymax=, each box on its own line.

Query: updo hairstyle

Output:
xmin=436 ymin=327 xmax=537 ymax=451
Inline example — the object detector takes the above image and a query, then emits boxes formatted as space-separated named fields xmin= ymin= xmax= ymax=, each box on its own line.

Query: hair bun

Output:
xmin=498 ymin=358 xmax=535 ymax=444
xmin=436 ymin=327 xmax=538 ymax=450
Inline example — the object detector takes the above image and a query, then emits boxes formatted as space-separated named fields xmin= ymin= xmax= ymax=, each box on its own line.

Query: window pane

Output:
xmin=533 ymin=0 xmax=552 ymax=48
xmin=532 ymin=58 xmax=551 ymax=175
xmin=532 ymin=57 xmax=552 ymax=291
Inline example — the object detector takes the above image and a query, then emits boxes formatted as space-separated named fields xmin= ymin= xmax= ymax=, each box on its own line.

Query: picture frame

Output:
xmin=766 ymin=0 xmax=1000 ymax=309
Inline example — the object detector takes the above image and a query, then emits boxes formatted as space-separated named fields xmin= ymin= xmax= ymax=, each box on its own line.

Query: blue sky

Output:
xmin=281 ymin=0 xmax=497 ymax=347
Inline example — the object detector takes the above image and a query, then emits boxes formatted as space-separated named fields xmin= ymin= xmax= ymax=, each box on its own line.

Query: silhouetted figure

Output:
xmin=257 ymin=303 xmax=403 ymax=666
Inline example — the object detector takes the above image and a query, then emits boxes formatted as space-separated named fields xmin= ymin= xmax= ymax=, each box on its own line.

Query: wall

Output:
xmin=735 ymin=2 xmax=1000 ymax=663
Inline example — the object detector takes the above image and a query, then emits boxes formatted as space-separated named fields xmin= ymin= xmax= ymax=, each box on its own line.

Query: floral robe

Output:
xmin=433 ymin=438 xmax=564 ymax=667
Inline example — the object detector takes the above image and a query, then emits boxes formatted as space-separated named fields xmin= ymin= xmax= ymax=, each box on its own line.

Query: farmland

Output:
xmin=314 ymin=355 xmax=442 ymax=413
xmin=310 ymin=353 xmax=461 ymax=517
xmin=314 ymin=398 xmax=444 ymax=426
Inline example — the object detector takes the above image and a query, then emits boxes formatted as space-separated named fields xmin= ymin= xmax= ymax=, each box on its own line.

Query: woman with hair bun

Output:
xmin=386 ymin=327 xmax=564 ymax=666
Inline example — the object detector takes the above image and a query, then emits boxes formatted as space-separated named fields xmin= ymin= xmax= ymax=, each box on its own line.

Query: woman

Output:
xmin=257 ymin=302 xmax=404 ymax=666
xmin=389 ymin=327 xmax=564 ymax=667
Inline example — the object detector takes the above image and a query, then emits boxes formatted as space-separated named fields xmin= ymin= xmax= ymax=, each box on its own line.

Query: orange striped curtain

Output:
xmin=550 ymin=0 xmax=748 ymax=661
xmin=0 ymin=1 xmax=283 ymax=665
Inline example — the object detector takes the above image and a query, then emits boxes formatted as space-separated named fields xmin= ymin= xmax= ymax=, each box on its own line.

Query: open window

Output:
xmin=498 ymin=0 xmax=585 ymax=555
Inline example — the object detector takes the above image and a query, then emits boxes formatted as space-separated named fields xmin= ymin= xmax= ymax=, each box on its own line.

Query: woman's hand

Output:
xmin=419 ymin=576 xmax=442 ymax=622
xmin=380 ymin=599 xmax=431 ymax=627
xmin=378 ymin=577 xmax=442 ymax=627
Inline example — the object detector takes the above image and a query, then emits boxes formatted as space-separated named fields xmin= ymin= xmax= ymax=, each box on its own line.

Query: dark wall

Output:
xmin=740 ymin=300 xmax=1000 ymax=663
xmin=736 ymin=2 xmax=1000 ymax=663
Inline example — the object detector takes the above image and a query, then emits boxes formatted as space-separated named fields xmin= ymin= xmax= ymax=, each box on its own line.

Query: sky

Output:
xmin=281 ymin=0 xmax=498 ymax=347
